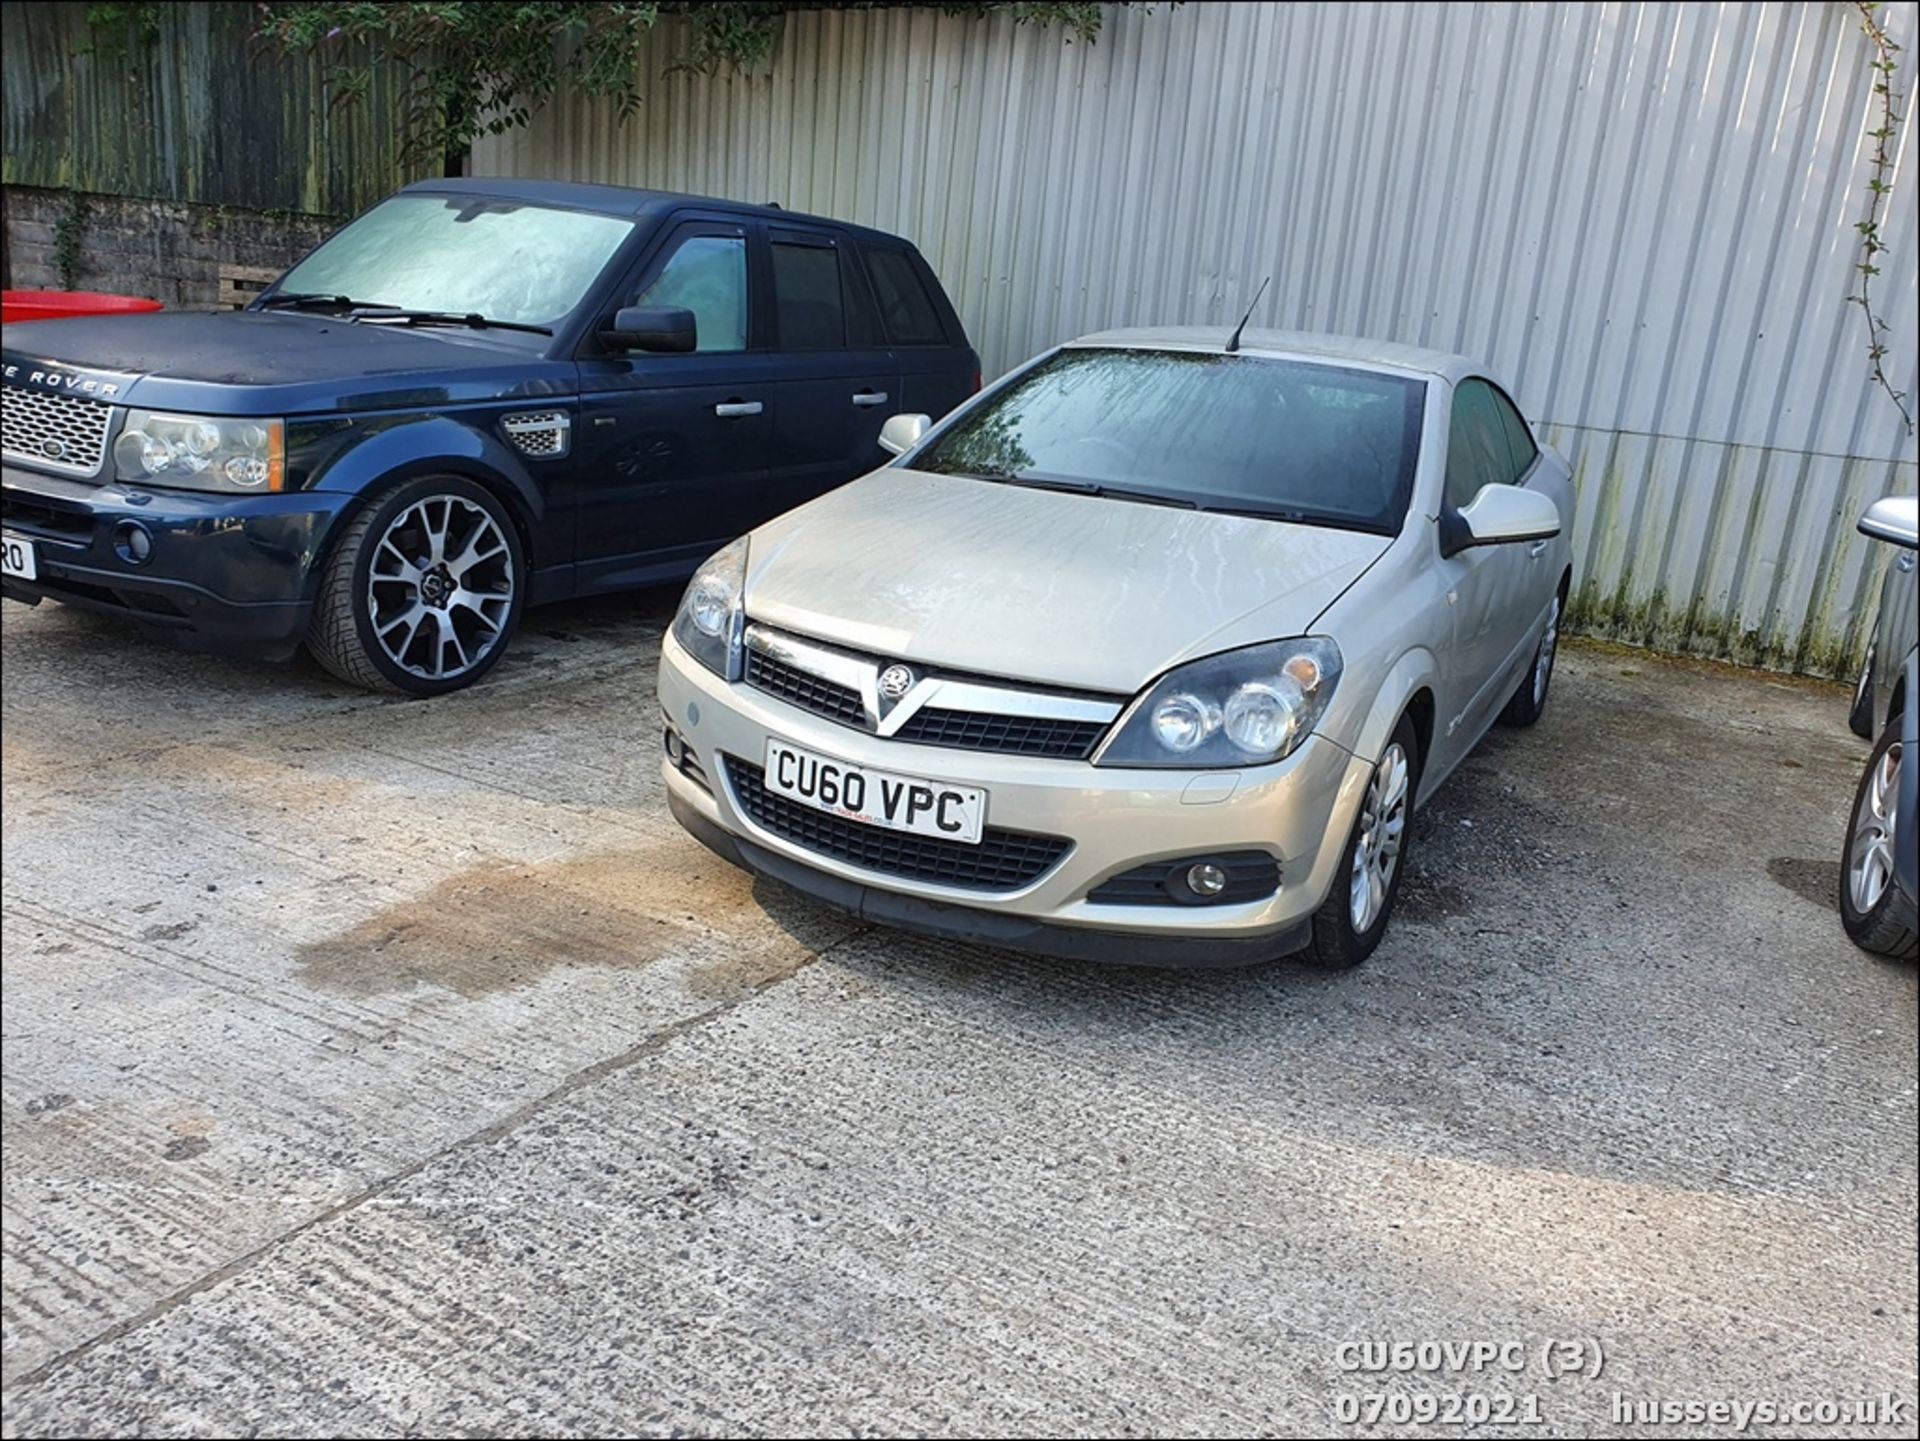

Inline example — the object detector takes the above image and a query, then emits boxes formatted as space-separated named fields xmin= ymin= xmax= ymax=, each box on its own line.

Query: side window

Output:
xmin=1489 ymin=386 xmax=1538 ymax=481
xmin=770 ymin=240 xmax=845 ymax=350
xmin=842 ymin=254 xmax=882 ymax=348
xmin=631 ymin=234 xmax=746 ymax=352
xmin=1444 ymin=379 xmax=1510 ymax=512
xmin=863 ymin=247 xmax=946 ymax=346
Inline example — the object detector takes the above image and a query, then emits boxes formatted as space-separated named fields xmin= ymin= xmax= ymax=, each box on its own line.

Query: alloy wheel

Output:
xmin=1350 ymin=740 xmax=1410 ymax=932
xmin=367 ymin=495 xmax=515 ymax=681
xmin=1849 ymin=739 xmax=1903 ymax=914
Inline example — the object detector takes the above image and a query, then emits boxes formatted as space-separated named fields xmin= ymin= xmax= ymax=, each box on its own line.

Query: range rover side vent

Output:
xmin=501 ymin=410 xmax=571 ymax=458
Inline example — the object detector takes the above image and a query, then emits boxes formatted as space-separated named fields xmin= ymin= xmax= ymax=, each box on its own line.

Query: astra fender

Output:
xmin=1348 ymin=647 xmax=1443 ymax=801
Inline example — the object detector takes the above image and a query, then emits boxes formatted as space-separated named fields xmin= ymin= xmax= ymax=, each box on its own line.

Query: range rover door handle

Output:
xmin=852 ymin=390 xmax=889 ymax=407
xmin=714 ymin=400 xmax=763 ymax=418
xmin=1528 ymin=540 xmax=1549 ymax=558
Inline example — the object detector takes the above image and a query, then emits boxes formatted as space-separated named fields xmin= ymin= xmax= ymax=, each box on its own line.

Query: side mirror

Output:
xmin=1442 ymin=483 xmax=1562 ymax=557
xmin=878 ymin=412 xmax=932 ymax=457
xmin=1858 ymin=494 xmax=1919 ymax=550
xmin=602 ymin=305 xmax=696 ymax=353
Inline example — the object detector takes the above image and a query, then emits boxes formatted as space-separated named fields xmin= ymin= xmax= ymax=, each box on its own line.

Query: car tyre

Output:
xmin=1499 ymin=587 xmax=1562 ymax=728
xmin=1839 ymin=721 xmax=1917 ymax=958
xmin=1847 ymin=644 xmax=1877 ymax=739
xmin=307 ymin=476 xmax=525 ymax=696
xmin=1302 ymin=713 xmax=1421 ymax=969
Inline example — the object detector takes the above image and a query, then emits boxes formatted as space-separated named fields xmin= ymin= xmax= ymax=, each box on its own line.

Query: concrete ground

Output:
xmin=1 ymin=590 xmax=1914 ymax=1439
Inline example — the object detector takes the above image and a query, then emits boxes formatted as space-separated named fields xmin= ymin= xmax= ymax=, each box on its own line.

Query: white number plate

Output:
xmin=0 ymin=532 xmax=36 ymax=581
xmin=764 ymin=738 xmax=986 ymax=845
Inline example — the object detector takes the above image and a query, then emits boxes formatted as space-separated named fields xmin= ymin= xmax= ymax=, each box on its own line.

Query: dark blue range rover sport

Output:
xmin=0 ymin=178 xmax=978 ymax=693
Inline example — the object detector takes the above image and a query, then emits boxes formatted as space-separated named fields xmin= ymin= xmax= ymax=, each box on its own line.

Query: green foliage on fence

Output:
xmin=1 ymin=0 xmax=428 ymax=217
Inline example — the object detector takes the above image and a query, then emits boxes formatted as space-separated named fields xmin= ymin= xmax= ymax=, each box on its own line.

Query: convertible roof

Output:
xmin=1070 ymin=326 xmax=1475 ymax=380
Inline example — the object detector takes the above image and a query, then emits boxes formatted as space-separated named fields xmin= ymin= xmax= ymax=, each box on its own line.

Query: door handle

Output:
xmin=714 ymin=400 xmax=763 ymax=418
xmin=1898 ymin=552 xmax=1917 ymax=573
xmin=1528 ymin=540 xmax=1549 ymax=558
xmin=852 ymin=391 xmax=889 ymax=407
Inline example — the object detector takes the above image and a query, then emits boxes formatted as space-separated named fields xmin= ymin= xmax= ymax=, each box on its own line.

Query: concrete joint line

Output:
xmin=1 ymin=936 xmax=848 ymax=1395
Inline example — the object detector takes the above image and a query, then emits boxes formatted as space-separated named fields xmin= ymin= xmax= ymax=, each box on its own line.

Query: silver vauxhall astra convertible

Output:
xmin=657 ymin=328 xmax=1574 ymax=969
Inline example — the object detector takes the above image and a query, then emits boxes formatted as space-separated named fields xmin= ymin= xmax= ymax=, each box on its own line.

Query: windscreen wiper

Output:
xmin=256 ymin=292 xmax=370 ymax=311
xmin=352 ymin=308 xmax=553 ymax=336
xmin=1006 ymin=473 xmax=1199 ymax=509
xmin=1205 ymin=503 xmax=1388 ymax=535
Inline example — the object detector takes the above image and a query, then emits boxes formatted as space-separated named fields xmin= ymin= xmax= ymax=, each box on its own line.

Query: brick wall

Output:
xmin=1 ymin=187 xmax=342 ymax=308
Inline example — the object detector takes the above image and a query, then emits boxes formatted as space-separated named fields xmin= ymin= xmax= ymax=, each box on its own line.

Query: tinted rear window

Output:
xmin=863 ymin=248 xmax=947 ymax=346
xmin=771 ymin=242 xmax=845 ymax=349
xmin=912 ymin=348 xmax=1427 ymax=534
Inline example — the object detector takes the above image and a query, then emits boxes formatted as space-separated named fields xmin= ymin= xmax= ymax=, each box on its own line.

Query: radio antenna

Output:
xmin=1224 ymin=276 xmax=1271 ymax=354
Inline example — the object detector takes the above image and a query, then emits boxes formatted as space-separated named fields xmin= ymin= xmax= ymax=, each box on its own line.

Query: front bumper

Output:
xmin=1 ymin=465 xmax=354 ymax=660
xmin=658 ymin=630 xmax=1375 ymax=966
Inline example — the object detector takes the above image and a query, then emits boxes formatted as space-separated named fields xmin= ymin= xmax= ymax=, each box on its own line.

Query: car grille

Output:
xmin=745 ymin=648 xmax=865 ymax=726
xmin=723 ymin=756 xmax=1072 ymax=891
xmin=1 ymin=385 xmax=113 ymax=478
xmin=742 ymin=624 xmax=1120 ymax=761
xmin=0 ymin=490 xmax=93 ymax=541
xmin=892 ymin=706 xmax=1109 ymax=760
xmin=500 ymin=410 xmax=570 ymax=458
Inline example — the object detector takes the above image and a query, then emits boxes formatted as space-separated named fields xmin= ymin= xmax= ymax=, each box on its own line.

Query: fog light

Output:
xmin=663 ymin=728 xmax=684 ymax=764
xmin=113 ymin=520 xmax=154 ymax=565
xmin=1186 ymin=862 xmax=1228 ymax=898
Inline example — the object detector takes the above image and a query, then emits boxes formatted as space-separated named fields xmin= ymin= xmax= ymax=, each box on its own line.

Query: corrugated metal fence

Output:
xmin=475 ymin=0 xmax=1918 ymax=676
xmin=1 ymin=1 xmax=418 ymax=216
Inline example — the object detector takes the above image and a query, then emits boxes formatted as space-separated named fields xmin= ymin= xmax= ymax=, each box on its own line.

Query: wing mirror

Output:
xmin=878 ymin=412 xmax=932 ymax=456
xmin=1858 ymin=494 xmax=1919 ymax=550
xmin=1442 ymin=483 xmax=1562 ymax=557
xmin=601 ymin=305 xmax=697 ymax=353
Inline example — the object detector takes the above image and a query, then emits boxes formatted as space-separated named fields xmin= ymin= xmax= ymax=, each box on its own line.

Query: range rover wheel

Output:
xmin=308 ymin=477 xmax=525 ymax=696
xmin=1499 ymin=587 xmax=1562 ymax=727
xmin=1839 ymin=723 xmax=1917 ymax=958
xmin=1302 ymin=713 xmax=1420 ymax=969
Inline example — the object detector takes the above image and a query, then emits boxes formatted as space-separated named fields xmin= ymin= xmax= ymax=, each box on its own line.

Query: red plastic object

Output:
xmin=2 ymin=289 xmax=164 ymax=323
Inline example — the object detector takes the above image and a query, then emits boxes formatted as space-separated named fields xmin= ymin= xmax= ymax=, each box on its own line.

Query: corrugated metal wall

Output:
xmin=476 ymin=0 xmax=1918 ymax=676
xmin=1 ymin=1 xmax=421 ymax=216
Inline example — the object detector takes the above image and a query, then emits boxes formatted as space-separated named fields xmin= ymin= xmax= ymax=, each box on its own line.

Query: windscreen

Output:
xmin=911 ymin=348 xmax=1428 ymax=533
xmin=278 ymin=195 xmax=634 ymax=326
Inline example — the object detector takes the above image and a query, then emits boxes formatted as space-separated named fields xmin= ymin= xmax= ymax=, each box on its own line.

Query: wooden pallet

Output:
xmin=216 ymin=264 xmax=279 ymax=310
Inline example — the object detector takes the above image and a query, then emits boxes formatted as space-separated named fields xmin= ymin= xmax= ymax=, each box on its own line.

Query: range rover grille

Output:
xmin=1 ymin=385 xmax=112 ymax=478
xmin=500 ymin=410 xmax=571 ymax=458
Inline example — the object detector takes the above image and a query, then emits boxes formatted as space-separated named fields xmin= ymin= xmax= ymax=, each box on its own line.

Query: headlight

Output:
xmin=1095 ymin=637 xmax=1342 ymax=768
xmin=671 ymin=536 xmax=748 ymax=679
xmin=112 ymin=411 xmax=285 ymax=492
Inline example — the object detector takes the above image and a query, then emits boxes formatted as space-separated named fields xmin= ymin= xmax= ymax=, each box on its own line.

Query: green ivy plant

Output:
xmin=80 ymin=1 xmax=164 ymax=58
xmin=1848 ymin=1 xmax=1912 ymax=435
xmin=259 ymin=2 xmax=1129 ymax=170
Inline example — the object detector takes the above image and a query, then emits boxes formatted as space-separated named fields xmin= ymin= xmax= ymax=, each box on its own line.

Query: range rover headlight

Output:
xmin=1095 ymin=637 xmax=1343 ymax=768
xmin=671 ymin=536 xmax=748 ymax=679
xmin=113 ymin=411 xmax=284 ymax=492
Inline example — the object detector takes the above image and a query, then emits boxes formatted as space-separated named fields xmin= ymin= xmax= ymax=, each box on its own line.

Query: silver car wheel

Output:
xmin=367 ymin=494 xmax=515 ymax=680
xmin=1533 ymin=594 xmax=1561 ymax=708
xmin=1350 ymin=740 xmax=1410 ymax=932
xmin=1848 ymin=739 xmax=1903 ymax=914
